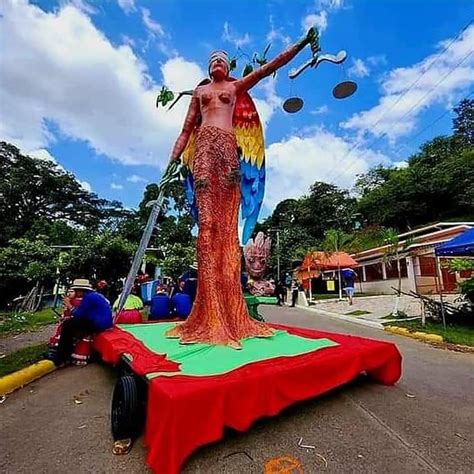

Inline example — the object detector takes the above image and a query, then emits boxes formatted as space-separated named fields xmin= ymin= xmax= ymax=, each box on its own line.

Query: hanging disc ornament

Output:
xmin=332 ymin=81 xmax=357 ymax=99
xmin=283 ymin=96 xmax=304 ymax=113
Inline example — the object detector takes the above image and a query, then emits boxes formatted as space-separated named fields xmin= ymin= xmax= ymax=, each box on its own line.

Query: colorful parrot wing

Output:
xmin=181 ymin=127 xmax=199 ymax=222
xmin=233 ymin=91 xmax=266 ymax=245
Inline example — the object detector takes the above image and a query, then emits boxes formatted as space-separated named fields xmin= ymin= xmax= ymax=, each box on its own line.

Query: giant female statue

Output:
xmin=166 ymin=28 xmax=318 ymax=347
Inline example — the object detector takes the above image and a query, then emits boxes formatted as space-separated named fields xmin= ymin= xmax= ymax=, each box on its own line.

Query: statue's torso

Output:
xmin=196 ymin=82 xmax=236 ymax=132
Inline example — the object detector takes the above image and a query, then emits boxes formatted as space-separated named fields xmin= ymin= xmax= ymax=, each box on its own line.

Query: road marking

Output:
xmin=264 ymin=455 xmax=303 ymax=473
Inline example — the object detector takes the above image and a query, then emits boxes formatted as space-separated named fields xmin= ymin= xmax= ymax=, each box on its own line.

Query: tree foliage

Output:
xmin=355 ymin=100 xmax=474 ymax=230
xmin=0 ymin=142 xmax=128 ymax=246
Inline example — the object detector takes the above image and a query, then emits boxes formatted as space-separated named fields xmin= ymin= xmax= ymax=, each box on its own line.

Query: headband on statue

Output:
xmin=208 ymin=50 xmax=230 ymax=75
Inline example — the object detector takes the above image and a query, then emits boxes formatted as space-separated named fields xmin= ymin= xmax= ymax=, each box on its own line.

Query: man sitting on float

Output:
xmin=48 ymin=278 xmax=113 ymax=366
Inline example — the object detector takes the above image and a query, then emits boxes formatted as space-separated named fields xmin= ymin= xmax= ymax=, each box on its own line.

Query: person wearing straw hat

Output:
xmin=49 ymin=278 xmax=112 ymax=366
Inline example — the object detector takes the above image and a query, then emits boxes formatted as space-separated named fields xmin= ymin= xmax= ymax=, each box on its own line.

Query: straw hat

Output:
xmin=70 ymin=278 xmax=93 ymax=291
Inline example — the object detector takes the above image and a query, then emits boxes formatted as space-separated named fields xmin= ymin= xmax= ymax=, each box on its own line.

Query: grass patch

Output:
xmin=0 ymin=343 xmax=48 ymax=377
xmin=345 ymin=310 xmax=372 ymax=316
xmin=0 ymin=308 xmax=58 ymax=335
xmin=311 ymin=292 xmax=378 ymax=301
xmin=382 ymin=311 xmax=410 ymax=320
xmin=393 ymin=320 xmax=474 ymax=347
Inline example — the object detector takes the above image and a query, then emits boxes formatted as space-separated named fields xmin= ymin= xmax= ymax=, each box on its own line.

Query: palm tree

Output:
xmin=382 ymin=228 xmax=413 ymax=317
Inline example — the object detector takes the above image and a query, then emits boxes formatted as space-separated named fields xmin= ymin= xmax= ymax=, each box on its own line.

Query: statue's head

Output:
xmin=209 ymin=50 xmax=230 ymax=81
xmin=244 ymin=232 xmax=271 ymax=280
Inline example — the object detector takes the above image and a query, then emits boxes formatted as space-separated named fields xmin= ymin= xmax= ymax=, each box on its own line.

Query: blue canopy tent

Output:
xmin=434 ymin=227 xmax=474 ymax=328
xmin=435 ymin=228 xmax=474 ymax=257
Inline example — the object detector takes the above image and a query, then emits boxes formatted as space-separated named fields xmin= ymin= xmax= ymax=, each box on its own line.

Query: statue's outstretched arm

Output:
xmin=235 ymin=28 xmax=315 ymax=93
xmin=170 ymin=92 xmax=200 ymax=161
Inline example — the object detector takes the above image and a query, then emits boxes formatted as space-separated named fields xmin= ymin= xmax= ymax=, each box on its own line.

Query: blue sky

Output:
xmin=1 ymin=0 xmax=473 ymax=216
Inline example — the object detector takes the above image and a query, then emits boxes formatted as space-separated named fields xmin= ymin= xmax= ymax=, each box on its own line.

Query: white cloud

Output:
xmin=0 ymin=0 xmax=205 ymax=169
xmin=349 ymin=58 xmax=369 ymax=78
xmin=29 ymin=148 xmax=57 ymax=163
xmin=252 ymin=77 xmax=282 ymax=130
xmin=160 ymin=57 xmax=205 ymax=92
xmin=266 ymin=16 xmax=290 ymax=46
xmin=79 ymin=180 xmax=92 ymax=192
xmin=316 ymin=0 xmax=345 ymax=9
xmin=63 ymin=0 xmax=97 ymax=15
xmin=263 ymin=128 xmax=388 ymax=213
xmin=222 ymin=21 xmax=251 ymax=48
xmin=111 ymin=182 xmax=124 ymax=190
xmin=117 ymin=0 xmax=135 ymax=14
xmin=127 ymin=174 xmax=147 ymax=183
xmin=301 ymin=0 xmax=345 ymax=35
xmin=367 ymin=54 xmax=387 ymax=67
xmin=302 ymin=11 xmax=328 ymax=33
xmin=310 ymin=105 xmax=329 ymax=115
xmin=349 ymin=56 xmax=386 ymax=78
xmin=342 ymin=25 xmax=474 ymax=142
xmin=121 ymin=34 xmax=136 ymax=47
xmin=28 ymin=148 xmax=67 ymax=172
xmin=141 ymin=7 xmax=164 ymax=36
xmin=393 ymin=161 xmax=408 ymax=169
xmin=28 ymin=147 xmax=92 ymax=191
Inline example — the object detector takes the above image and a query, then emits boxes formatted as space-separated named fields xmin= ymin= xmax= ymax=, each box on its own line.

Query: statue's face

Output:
xmin=245 ymin=253 xmax=268 ymax=279
xmin=209 ymin=57 xmax=229 ymax=80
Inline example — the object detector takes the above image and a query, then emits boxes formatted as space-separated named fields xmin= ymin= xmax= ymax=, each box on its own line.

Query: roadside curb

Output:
xmin=0 ymin=359 xmax=56 ymax=396
xmin=298 ymin=305 xmax=384 ymax=329
xmin=384 ymin=325 xmax=443 ymax=343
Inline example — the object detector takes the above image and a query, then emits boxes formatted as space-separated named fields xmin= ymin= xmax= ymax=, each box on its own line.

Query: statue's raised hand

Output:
xmin=306 ymin=27 xmax=320 ymax=57
xmin=159 ymin=158 xmax=181 ymax=192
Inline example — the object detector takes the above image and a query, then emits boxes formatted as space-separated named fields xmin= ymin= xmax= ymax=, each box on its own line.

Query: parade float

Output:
xmin=94 ymin=27 xmax=401 ymax=473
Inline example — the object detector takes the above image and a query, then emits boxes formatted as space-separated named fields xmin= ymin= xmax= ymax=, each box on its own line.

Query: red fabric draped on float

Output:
xmin=95 ymin=323 xmax=401 ymax=474
xmin=94 ymin=326 xmax=179 ymax=375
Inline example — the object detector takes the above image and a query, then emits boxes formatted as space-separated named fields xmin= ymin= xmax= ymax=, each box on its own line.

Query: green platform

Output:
xmin=119 ymin=322 xmax=338 ymax=377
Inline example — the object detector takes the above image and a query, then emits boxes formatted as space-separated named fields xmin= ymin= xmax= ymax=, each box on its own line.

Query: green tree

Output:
xmin=453 ymin=98 xmax=474 ymax=150
xmin=447 ymin=258 xmax=474 ymax=303
xmin=298 ymin=182 xmax=357 ymax=240
xmin=0 ymin=237 xmax=59 ymax=307
xmin=356 ymin=99 xmax=474 ymax=230
xmin=62 ymin=233 xmax=136 ymax=283
xmin=0 ymin=142 xmax=127 ymax=246
xmin=134 ymin=177 xmax=196 ymax=279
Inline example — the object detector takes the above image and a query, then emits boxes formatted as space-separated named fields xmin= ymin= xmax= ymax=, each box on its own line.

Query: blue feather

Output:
xmin=240 ymin=160 xmax=265 ymax=244
xmin=183 ymin=173 xmax=198 ymax=223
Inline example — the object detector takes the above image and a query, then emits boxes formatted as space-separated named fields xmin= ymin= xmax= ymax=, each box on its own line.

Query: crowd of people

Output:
xmin=46 ymin=265 xmax=357 ymax=367
xmin=47 ymin=270 xmax=196 ymax=367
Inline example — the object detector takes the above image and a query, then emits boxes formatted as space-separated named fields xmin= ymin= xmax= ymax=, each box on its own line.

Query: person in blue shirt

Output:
xmin=149 ymin=286 xmax=172 ymax=320
xmin=171 ymin=283 xmax=193 ymax=318
xmin=341 ymin=268 xmax=357 ymax=305
xmin=180 ymin=268 xmax=198 ymax=302
xmin=51 ymin=278 xmax=112 ymax=366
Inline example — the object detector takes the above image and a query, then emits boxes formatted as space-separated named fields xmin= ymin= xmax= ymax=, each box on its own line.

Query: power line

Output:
xmin=332 ymin=20 xmax=473 ymax=168
xmin=348 ymin=49 xmax=473 ymax=155
xmin=325 ymin=49 xmax=473 ymax=186
xmin=392 ymin=90 xmax=473 ymax=156
xmin=362 ymin=19 xmax=473 ymax=138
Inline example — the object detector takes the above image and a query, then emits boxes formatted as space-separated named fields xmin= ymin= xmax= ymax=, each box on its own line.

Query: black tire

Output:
xmin=111 ymin=375 xmax=146 ymax=440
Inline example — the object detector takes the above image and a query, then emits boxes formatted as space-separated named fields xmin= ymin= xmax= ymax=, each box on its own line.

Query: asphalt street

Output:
xmin=1 ymin=305 xmax=473 ymax=473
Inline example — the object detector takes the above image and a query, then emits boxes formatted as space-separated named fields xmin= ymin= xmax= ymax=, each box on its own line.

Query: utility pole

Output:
xmin=269 ymin=228 xmax=281 ymax=282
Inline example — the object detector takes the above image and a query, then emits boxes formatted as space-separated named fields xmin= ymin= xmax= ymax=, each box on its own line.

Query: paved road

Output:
xmin=1 ymin=306 xmax=473 ymax=473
